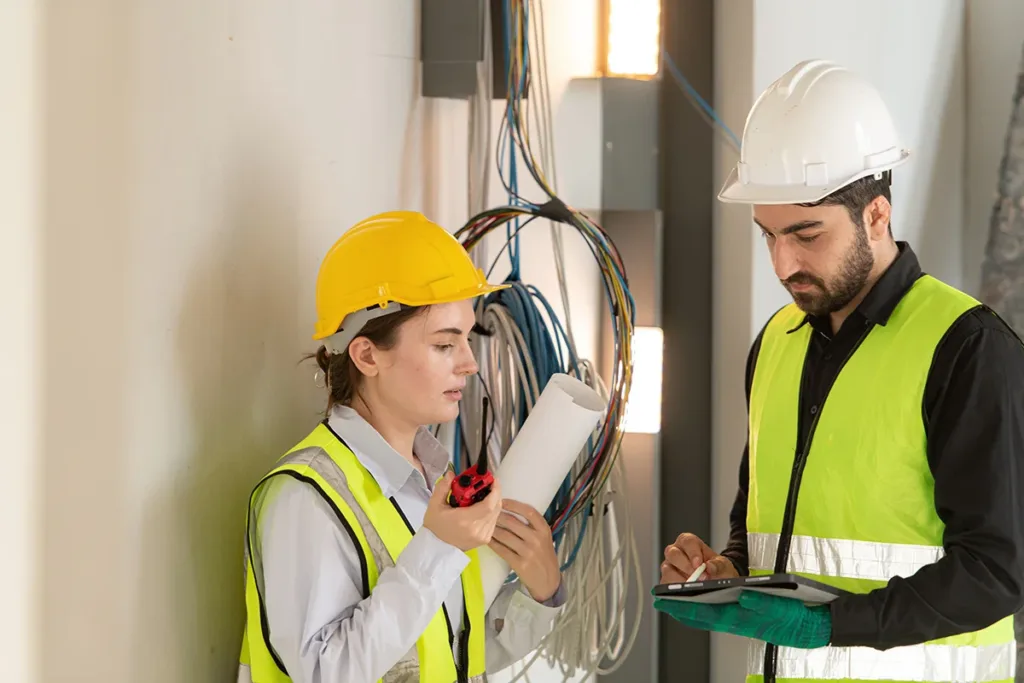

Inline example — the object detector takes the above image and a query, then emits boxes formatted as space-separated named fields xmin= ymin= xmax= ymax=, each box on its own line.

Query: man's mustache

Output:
xmin=784 ymin=273 xmax=825 ymax=288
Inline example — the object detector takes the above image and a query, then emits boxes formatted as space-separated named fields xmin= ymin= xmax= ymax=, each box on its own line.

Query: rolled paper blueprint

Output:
xmin=478 ymin=373 xmax=606 ymax=609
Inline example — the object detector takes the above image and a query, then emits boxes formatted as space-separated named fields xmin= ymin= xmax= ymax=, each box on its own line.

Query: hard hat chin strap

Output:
xmin=322 ymin=304 xmax=405 ymax=356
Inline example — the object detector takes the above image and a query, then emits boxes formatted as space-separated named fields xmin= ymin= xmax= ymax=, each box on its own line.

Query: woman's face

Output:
xmin=367 ymin=300 xmax=479 ymax=427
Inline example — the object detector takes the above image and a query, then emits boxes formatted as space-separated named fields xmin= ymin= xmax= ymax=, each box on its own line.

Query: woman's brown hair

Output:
xmin=310 ymin=306 xmax=425 ymax=412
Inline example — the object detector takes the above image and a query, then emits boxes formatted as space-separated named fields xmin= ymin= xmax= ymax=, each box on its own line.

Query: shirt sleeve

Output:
xmin=721 ymin=450 xmax=751 ymax=576
xmin=830 ymin=308 xmax=1024 ymax=648
xmin=483 ymin=579 xmax=567 ymax=673
xmin=257 ymin=475 xmax=470 ymax=683
xmin=720 ymin=325 xmax=765 ymax=576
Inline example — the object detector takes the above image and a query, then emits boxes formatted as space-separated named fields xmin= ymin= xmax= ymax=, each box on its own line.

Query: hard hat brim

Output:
xmin=717 ymin=152 xmax=910 ymax=206
xmin=717 ymin=166 xmax=841 ymax=205
xmin=311 ymin=281 xmax=510 ymax=342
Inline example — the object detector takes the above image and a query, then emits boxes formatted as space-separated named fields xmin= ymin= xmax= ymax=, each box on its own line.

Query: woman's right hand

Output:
xmin=423 ymin=472 xmax=503 ymax=551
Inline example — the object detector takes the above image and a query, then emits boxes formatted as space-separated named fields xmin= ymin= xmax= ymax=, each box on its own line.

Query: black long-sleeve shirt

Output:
xmin=721 ymin=242 xmax=1024 ymax=649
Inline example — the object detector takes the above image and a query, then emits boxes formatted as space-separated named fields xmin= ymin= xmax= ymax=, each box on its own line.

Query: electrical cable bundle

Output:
xmin=457 ymin=204 xmax=645 ymax=682
xmin=454 ymin=0 xmax=645 ymax=679
xmin=457 ymin=203 xmax=634 ymax=528
xmin=450 ymin=4 xmax=745 ymax=679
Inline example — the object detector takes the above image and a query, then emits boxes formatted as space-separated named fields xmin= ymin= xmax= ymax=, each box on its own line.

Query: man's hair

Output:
xmin=799 ymin=172 xmax=893 ymax=234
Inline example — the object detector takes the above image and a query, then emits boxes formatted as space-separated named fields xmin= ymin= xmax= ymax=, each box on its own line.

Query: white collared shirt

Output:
xmin=253 ymin=405 xmax=565 ymax=683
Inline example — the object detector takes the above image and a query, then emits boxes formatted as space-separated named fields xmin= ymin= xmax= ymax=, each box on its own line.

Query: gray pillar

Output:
xmin=589 ymin=75 xmax=663 ymax=683
xmin=567 ymin=4 xmax=715 ymax=678
xmin=977 ymin=41 xmax=1024 ymax=682
xmin=658 ymin=0 xmax=716 ymax=680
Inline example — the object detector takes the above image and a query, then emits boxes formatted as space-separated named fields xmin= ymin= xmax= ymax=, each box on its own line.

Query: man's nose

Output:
xmin=772 ymin=241 xmax=801 ymax=282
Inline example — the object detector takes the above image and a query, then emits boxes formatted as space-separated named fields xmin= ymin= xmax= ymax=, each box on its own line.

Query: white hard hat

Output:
xmin=718 ymin=59 xmax=910 ymax=205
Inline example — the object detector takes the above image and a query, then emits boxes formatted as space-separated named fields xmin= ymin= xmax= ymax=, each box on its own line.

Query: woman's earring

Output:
xmin=314 ymin=369 xmax=327 ymax=389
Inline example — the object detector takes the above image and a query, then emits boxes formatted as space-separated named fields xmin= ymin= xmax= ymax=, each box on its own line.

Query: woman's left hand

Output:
xmin=488 ymin=499 xmax=562 ymax=603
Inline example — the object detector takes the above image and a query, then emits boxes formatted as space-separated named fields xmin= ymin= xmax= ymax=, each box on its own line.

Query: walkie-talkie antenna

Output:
xmin=447 ymin=394 xmax=496 ymax=508
xmin=477 ymin=396 xmax=490 ymax=475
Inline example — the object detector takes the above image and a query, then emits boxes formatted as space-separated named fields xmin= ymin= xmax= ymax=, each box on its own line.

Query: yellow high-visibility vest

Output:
xmin=237 ymin=423 xmax=487 ymax=683
xmin=747 ymin=275 xmax=1015 ymax=683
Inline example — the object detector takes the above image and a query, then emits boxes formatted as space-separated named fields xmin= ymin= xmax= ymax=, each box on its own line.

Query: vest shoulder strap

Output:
xmin=249 ymin=422 xmax=488 ymax=683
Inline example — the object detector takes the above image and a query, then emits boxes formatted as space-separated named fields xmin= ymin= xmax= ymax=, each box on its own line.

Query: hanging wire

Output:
xmin=455 ymin=1 xmax=645 ymax=678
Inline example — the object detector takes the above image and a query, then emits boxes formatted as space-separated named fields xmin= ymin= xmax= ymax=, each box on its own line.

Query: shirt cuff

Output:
xmin=509 ymin=578 xmax=566 ymax=616
xmin=827 ymin=593 xmax=878 ymax=648
xmin=537 ymin=579 xmax=567 ymax=608
xmin=396 ymin=527 xmax=470 ymax=590
xmin=721 ymin=550 xmax=749 ymax=577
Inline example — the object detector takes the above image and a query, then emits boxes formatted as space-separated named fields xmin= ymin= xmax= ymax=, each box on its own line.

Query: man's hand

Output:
xmin=653 ymin=591 xmax=832 ymax=650
xmin=488 ymin=499 xmax=562 ymax=602
xmin=661 ymin=533 xmax=739 ymax=583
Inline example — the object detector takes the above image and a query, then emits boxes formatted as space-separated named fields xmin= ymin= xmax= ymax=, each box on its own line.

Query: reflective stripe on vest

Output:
xmin=746 ymin=275 xmax=1015 ymax=683
xmin=748 ymin=533 xmax=945 ymax=582
xmin=747 ymin=640 xmax=1016 ymax=682
xmin=238 ymin=423 xmax=487 ymax=683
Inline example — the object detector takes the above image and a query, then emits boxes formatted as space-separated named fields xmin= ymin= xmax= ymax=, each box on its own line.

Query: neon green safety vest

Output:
xmin=746 ymin=275 xmax=1015 ymax=683
xmin=237 ymin=423 xmax=488 ymax=683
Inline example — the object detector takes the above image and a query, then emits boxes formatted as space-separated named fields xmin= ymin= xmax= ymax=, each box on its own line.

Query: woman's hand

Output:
xmin=423 ymin=472 xmax=503 ymax=551
xmin=488 ymin=499 xmax=562 ymax=603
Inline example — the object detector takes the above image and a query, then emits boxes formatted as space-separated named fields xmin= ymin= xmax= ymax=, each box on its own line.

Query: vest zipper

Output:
xmin=762 ymin=329 xmax=868 ymax=683
xmin=388 ymin=496 xmax=471 ymax=682
xmin=441 ymin=604 xmax=468 ymax=683
xmin=457 ymin=602 xmax=471 ymax=683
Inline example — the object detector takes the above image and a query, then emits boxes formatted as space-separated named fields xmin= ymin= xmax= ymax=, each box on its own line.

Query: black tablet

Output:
xmin=652 ymin=573 xmax=848 ymax=605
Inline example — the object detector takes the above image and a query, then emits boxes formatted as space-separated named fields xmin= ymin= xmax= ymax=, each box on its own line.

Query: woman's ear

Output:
xmin=347 ymin=337 xmax=380 ymax=377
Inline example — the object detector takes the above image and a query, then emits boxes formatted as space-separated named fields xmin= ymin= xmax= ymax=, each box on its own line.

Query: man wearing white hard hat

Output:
xmin=656 ymin=60 xmax=1024 ymax=683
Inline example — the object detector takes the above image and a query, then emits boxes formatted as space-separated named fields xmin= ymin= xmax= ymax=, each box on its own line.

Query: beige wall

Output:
xmin=14 ymin=1 xmax=1021 ymax=680
xmin=10 ymin=2 xmax=601 ymax=681
xmin=0 ymin=2 xmax=42 ymax=682
xmin=964 ymin=0 xmax=1024 ymax=296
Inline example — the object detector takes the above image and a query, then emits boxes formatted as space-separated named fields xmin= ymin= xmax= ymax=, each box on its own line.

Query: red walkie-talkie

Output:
xmin=448 ymin=396 xmax=495 ymax=507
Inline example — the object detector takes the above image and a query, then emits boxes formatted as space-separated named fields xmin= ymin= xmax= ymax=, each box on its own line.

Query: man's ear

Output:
xmin=864 ymin=195 xmax=892 ymax=241
xmin=347 ymin=337 xmax=379 ymax=377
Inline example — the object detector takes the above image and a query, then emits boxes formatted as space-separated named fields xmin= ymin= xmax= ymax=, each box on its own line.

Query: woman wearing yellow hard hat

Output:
xmin=237 ymin=211 xmax=566 ymax=683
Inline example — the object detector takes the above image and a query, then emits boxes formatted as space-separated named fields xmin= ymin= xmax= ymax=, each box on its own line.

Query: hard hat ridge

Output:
xmin=312 ymin=211 xmax=509 ymax=354
xmin=719 ymin=59 xmax=910 ymax=206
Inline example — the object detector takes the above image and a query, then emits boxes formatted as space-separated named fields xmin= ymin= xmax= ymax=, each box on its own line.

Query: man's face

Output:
xmin=753 ymin=203 xmax=874 ymax=317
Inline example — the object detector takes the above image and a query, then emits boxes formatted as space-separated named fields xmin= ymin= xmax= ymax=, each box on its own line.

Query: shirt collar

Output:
xmin=325 ymin=405 xmax=453 ymax=498
xmin=791 ymin=241 xmax=924 ymax=336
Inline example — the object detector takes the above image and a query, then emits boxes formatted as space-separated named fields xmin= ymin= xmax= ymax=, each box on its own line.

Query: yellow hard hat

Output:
xmin=313 ymin=211 xmax=508 ymax=351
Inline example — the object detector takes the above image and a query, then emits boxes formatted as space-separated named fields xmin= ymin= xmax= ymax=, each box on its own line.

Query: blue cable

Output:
xmin=661 ymin=48 xmax=742 ymax=150
xmin=502 ymin=0 xmax=523 ymax=277
xmin=466 ymin=4 xmax=649 ymax=571
xmin=477 ymin=217 xmax=618 ymax=553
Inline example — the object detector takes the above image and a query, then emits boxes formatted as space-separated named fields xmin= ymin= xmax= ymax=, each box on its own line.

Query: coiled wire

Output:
xmin=453 ymin=1 xmax=645 ymax=678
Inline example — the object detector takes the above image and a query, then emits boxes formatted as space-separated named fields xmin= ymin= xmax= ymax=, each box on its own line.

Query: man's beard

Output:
xmin=783 ymin=228 xmax=874 ymax=317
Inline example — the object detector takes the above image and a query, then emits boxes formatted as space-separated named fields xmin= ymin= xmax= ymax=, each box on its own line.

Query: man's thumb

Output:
xmin=707 ymin=556 xmax=735 ymax=578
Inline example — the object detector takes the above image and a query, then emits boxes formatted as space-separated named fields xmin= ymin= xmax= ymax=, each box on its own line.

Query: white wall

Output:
xmin=18 ymin=2 xmax=600 ymax=682
xmin=964 ymin=0 xmax=1024 ymax=296
xmin=0 ymin=3 xmax=41 ymax=682
xmin=712 ymin=2 xmax=968 ymax=681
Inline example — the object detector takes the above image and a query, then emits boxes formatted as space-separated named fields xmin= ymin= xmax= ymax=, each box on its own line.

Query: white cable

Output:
xmin=527 ymin=0 xmax=576 ymax=354
xmin=469 ymin=318 xmax=644 ymax=681
xmin=464 ymin=0 xmax=493 ymax=457
xmin=468 ymin=0 xmax=493 ymax=227
xmin=458 ymin=3 xmax=643 ymax=680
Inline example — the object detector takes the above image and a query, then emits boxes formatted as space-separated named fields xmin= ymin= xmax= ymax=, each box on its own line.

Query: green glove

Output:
xmin=652 ymin=590 xmax=832 ymax=649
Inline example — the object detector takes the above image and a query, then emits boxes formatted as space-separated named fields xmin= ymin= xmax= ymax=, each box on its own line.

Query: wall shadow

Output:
xmin=129 ymin=140 xmax=317 ymax=681
xmin=913 ymin=3 xmax=968 ymax=286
